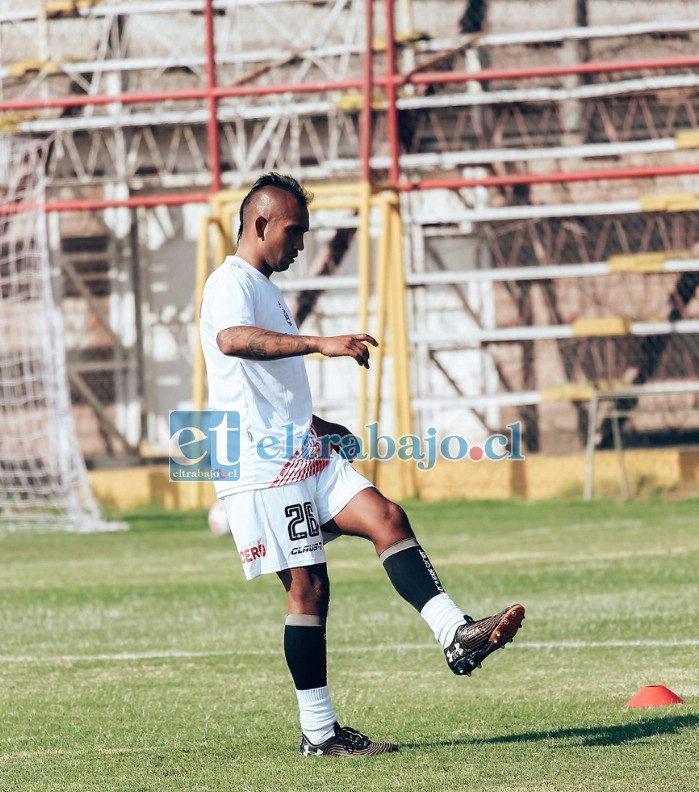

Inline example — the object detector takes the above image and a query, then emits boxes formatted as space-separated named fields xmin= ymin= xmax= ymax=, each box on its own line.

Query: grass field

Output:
xmin=1 ymin=498 xmax=698 ymax=792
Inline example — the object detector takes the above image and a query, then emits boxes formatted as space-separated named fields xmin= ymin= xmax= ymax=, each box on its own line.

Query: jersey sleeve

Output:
xmin=206 ymin=268 xmax=257 ymax=337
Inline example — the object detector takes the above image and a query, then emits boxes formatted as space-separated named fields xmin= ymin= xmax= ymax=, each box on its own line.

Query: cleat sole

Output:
xmin=484 ymin=604 xmax=525 ymax=655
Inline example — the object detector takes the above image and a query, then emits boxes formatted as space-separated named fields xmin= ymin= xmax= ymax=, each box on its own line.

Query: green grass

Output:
xmin=1 ymin=499 xmax=698 ymax=791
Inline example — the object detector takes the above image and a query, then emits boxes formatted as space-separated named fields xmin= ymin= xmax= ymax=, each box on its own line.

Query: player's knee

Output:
xmin=363 ymin=498 xmax=413 ymax=553
xmin=382 ymin=499 xmax=412 ymax=536
xmin=288 ymin=566 xmax=329 ymax=613
xmin=308 ymin=569 xmax=329 ymax=607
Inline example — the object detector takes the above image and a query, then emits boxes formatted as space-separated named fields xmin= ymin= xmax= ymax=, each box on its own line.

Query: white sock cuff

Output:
xmin=295 ymin=685 xmax=337 ymax=744
xmin=420 ymin=592 xmax=467 ymax=649
xmin=296 ymin=685 xmax=332 ymax=706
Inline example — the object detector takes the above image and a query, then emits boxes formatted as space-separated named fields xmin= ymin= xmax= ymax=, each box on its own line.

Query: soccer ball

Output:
xmin=208 ymin=502 xmax=230 ymax=536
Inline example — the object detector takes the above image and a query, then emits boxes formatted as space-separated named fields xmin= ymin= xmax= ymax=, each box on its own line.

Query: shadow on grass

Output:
xmin=402 ymin=713 xmax=699 ymax=749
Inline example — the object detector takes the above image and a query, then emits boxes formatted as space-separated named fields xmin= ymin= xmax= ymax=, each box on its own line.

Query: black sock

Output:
xmin=283 ymin=614 xmax=327 ymax=690
xmin=380 ymin=537 xmax=444 ymax=612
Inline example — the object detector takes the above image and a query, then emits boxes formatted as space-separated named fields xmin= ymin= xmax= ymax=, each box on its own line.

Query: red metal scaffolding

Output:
xmin=3 ymin=0 xmax=699 ymax=214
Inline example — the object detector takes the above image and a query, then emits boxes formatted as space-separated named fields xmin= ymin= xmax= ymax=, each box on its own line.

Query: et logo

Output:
xmin=169 ymin=410 xmax=241 ymax=482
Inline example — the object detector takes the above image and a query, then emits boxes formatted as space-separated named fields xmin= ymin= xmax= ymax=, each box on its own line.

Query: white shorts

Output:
xmin=219 ymin=453 xmax=373 ymax=580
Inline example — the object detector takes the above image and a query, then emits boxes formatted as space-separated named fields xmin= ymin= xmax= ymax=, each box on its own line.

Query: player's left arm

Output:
xmin=312 ymin=414 xmax=360 ymax=461
xmin=312 ymin=414 xmax=353 ymax=442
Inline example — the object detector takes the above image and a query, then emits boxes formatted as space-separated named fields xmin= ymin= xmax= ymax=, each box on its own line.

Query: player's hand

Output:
xmin=312 ymin=415 xmax=358 ymax=462
xmin=316 ymin=334 xmax=378 ymax=368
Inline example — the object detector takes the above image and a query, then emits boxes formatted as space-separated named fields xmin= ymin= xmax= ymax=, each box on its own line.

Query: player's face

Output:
xmin=264 ymin=196 xmax=309 ymax=274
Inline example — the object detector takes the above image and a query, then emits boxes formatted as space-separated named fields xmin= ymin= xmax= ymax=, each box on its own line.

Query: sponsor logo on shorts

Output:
xmin=290 ymin=542 xmax=323 ymax=556
xmin=240 ymin=542 xmax=267 ymax=564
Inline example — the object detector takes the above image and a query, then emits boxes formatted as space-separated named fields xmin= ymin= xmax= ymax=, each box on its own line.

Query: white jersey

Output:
xmin=199 ymin=256 xmax=327 ymax=497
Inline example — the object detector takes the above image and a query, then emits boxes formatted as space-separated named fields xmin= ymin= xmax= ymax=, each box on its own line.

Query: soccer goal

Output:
xmin=0 ymin=137 xmax=116 ymax=532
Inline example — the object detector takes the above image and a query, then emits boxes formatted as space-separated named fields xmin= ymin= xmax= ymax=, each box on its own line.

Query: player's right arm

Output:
xmin=217 ymin=326 xmax=379 ymax=368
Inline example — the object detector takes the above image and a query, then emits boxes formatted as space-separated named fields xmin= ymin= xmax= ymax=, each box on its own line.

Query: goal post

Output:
xmin=0 ymin=137 xmax=117 ymax=533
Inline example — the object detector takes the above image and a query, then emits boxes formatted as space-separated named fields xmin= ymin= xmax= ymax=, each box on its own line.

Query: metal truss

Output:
xmin=407 ymin=209 xmax=699 ymax=451
xmin=2 ymin=6 xmax=698 ymax=192
xmin=3 ymin=1 xmax=699 ymax=463
xmin=14 ymin=77 xmax=698 ymax=193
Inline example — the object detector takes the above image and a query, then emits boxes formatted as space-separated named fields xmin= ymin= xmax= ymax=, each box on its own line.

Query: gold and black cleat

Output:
xmin=300 ymin=722 xmax=398 ymax=757
xmin=445 ymin=604 xmax=525 ymax=676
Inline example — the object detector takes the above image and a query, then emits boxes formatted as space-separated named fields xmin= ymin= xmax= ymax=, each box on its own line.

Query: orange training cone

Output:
xmin=625 ymin=685 xmax=684 ymax=708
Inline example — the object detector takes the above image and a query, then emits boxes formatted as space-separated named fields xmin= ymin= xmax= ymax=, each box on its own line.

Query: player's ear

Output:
xmin=254 ymin=215 xmax=267 ymax=240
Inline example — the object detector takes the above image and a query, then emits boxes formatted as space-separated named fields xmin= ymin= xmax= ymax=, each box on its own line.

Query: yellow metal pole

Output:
xmin=192 ymin=215 xmax=213 ymax=412
xmin=392 ymin=202 xmax=412 ymax=438
xmin=210 ymin=183 xmax=362 ymax=213
xmin=307 ymin=183 xmax=364 ymax=197
xmin=212 ymin=215 xmax=228 ymax=269
xmin=306 ymin=197 xmax=368 ymax=211
xmin=220 ymin=203 xmax=238 ymax=256
xmin=356 ymin=180 xmax=373 ymax=439
xmin=387 ymin=198 xmax=416 ymax=498
xmin=210 ymin=188 xmax=247 ymax=211
xmin=400 ymin=0 xmax=414 ymax=34
xmin=369 ymin=193 xmax=392 ymax=482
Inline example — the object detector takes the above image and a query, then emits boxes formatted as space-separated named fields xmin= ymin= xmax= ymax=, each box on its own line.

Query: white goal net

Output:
xmin=0 ymin=137 xmax=113 ymax=532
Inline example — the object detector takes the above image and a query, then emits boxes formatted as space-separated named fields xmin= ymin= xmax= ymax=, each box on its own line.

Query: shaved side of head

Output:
xmin=237 ymin=172 xmax=313 ymax=244
xmin=235 ymin=174 xmax=311 ymax=278
xmin=240 ymin=187 xmax=298 ymax=243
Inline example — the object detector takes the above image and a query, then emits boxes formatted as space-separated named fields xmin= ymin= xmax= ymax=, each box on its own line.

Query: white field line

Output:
xmin=1 ymin=640 xmax=698 ymax=664
xmin=2 ymin=747 xmax=154 ymax=759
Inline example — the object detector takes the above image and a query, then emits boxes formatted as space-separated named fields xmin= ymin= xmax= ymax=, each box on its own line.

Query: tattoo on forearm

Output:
xmin=220 ymin=327 xmax=313 ymax=360
xmin=246 ymin=330 xmax=313 ymax=359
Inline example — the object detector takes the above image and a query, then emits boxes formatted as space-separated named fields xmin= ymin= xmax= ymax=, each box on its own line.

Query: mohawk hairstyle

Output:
xmin=237 ymin=172 xmax=313 ymax=243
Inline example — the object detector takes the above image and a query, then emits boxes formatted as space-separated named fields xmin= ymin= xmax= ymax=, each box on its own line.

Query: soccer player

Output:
xmin=199 ymin=172 xmax=525 ymax=757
